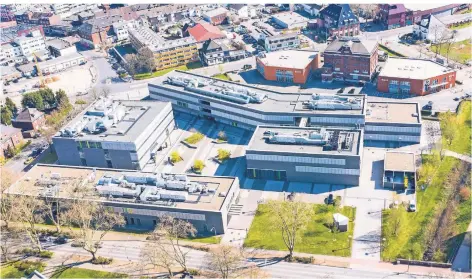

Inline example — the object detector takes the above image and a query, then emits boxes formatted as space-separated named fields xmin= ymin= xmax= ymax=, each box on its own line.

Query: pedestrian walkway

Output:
xmin=444 ymin=150 xmax=472 ymax=164
xmin=452 ymin=222 xmax=472 ymax=273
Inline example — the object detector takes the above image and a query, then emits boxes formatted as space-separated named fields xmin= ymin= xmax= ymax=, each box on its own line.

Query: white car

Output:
xmin=408 ymin=200 xmax=416 ymax=212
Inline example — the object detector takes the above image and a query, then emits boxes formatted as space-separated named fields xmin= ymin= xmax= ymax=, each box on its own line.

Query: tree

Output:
xmin=39 ymin=88 xmax=56 ymax=109
xmin=137 ymin=47 xmax=155 ymax=73
xmin=43 ymin=196 xmax=69 ymax=233
xmin=124 ymin=54 xmax=137 ymax=76
xmin=193 ymin=159 xmax=205 ymax=172
xmin=439 ymin=111 xmax=458 ymax=145
xmin=140 ymin=241 xmax=176 ymax=278
xmin=150 ymin=215 xmax=197 ymax=272
xmin=22 ymin=92 xmax=44 ymax=110
xmin=1 ymin=106 xmax=13 ymax=125
xmin=65 ymin=200 xmax=125 ymax=261
xmin=13 ymin=194 xmax=46 ymax=252
xmin=5 ymin=97 xmax=17 ymax=115
xmin=443 ymin=37 xmax=456 ymax=64
xmin=0 ymin=169 xmax=19 ymax=229
xmin=100 ymin=87 xmax=111 ymax=99
xmin=265 ymin=200 xmax=314 ymax=259
xmin=55 ymin=89 xmax=70 ymax=108
xmin=386 ymin=206 xmax=407 ymax=237
xmin=418 ymin=163 xmax=436 ymax=186
xmin=0 ymin=228 xmax=21 ymax=262
xmin=204 ymin=245 xmax=244 ymax=279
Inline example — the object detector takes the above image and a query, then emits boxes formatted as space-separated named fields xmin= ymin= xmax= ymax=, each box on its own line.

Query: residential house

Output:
xmin=12 ymin=108 xmax=46 ymax=132
xmin=202 ymin=7 xmax=228 ymax=25
xmin=300 ymin=4 xmax=323 ymax=17
xmin=200 ymin=39 xmax=246 ymax=66
xmin=227 ymin=4 xmax=249 ymax=18
xmin=1 ymin=4 xmax=30 ymax=22
xmin=187 ymin=22 xmax=226 ymax=43
xmin=320 ymin=4 xmax=360 ymax=37
xmin=15 ymin=11 xmax=62 ymax=27
xmin=47 ymin=38 xmax=77 ymax=57
xmin=1 ymin=66 xmax=21 ymax=83
xmin=412 ymin=14 xmax=449 ymax=42
xmin=264 ymin=33 xmax=300 ymax=52
xmin=322 ymin=37 xmax=378 ymax=83
xmin=1 ymin=125 xmax=24 ymax=158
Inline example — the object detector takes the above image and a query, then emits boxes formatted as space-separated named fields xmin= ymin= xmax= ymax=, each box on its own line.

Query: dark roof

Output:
xmin=387 ymin=4 xmax=406 ymax=15
xmin=228 ymin=4 xmax=246 ymax=11
xmin=13 ymin=108 xmax=44 ymax=123
xmin=305 ymin=4 xmax=322 ymax=10
xmin=202 ymin=39 xmax=223 ymax=53
xmin=324 ymin=36 xmax=378 ymax=55
xmin=320 ymin=4 xmax=358 ymax=28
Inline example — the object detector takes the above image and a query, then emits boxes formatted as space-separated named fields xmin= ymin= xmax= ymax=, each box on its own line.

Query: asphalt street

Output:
xmin=44 ymin=240 xmax=450 ymax=279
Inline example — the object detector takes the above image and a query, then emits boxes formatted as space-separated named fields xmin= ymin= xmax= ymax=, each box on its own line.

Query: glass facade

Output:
xmin=247 ymin=168 xmax=287 ymax=180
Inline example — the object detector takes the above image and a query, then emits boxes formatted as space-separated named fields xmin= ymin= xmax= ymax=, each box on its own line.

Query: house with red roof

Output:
xmin=187 ymin=22 xmax=225 ymax=43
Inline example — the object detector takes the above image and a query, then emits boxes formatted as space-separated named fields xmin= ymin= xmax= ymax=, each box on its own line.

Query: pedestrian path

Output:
xmin=452 ymin=222 xmax=472 ymax=273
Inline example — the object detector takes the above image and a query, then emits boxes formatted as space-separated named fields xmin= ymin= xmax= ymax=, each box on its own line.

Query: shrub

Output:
xmin=185 ymin=132 xmax=204 ymax=144
xmin=286 ymin=256 xmax=313 ymax=264
xmin=39 ymin=250 xmax=53 ymax=258
xmin=217 ymin=149 xmax=231 ymax=161
xmin=75 ymin=99 xmax=87 ymax=105
xmin=92 ymin=256 xmax=113 ymax=265
xmin=20 ymin=247 xmax=36 ymax=256
xmin=13 ymin=260 xmax=46 ymax=276
xmin=193 ymin=160 xmax=205 ymax=172
xmin=188 ymin=268 xmax=201 ymax=276
xmin=459 ymin=187 xmax=471 ymax=201
xmin=170 ymin=151 xmax=182 ymax=163
xmin=217 ymin=131 xmax=227 ymax=141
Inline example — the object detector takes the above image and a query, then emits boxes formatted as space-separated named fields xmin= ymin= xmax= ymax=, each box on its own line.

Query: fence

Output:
xmin=396 ymin=258 xmax=452 ymax=268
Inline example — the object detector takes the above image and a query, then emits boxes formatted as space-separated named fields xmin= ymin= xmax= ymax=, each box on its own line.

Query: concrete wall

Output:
xmin=53 ymin=137 xmax=82 ymax=166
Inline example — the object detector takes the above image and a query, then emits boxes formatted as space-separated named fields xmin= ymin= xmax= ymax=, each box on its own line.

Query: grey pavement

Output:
xmin=452 ymin=223 xmax=472 ymax=273
xmin=443 ymin=150 xmax=472 ymax=163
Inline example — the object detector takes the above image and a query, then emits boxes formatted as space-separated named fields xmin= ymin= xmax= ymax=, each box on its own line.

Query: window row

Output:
xmin=246 ymin=153 xmax=346 ymax=165
xmin=295 ymin=166 xmax=360 ymax=175
xmin=116 ymin=207 xmax=206 ymax=221
xmin=310 ymin=116 xmax=363 ymax=124
xmin=365 ymin=125 xmax=420 ymax=133
xmin=364 ymin=134 xmax=420 ymax=142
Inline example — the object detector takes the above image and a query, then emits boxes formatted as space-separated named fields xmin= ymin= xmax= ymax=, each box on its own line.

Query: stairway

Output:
xmin=228 ymin=204 xmax=243 ymax=216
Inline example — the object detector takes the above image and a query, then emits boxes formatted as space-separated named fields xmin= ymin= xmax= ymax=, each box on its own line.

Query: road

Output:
xmin=3 ymin=138 xmax=48 ymax=174
xmin=45 ymin=240 xmax=461 ymax=279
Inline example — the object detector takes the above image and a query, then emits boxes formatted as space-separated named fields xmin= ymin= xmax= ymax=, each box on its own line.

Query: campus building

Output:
xmin=271 ymin=11 xmax=309 ymax=29
xmin=383 ymin=151 xmax=416 ymax=189
xmin=5 ymin=164 xmax=241 ymax=234
xmin=264 ymin=33 xmax=300 ymax=52
xmin=52 ymin=99 xmax=176 ymax=170
xmin=364 ymin=101 xmax=422 ymax=144
xmin=246 ymin=126 xmax=363 ymax=185
xmin=256 ymin=50 xmax=320 ymax=84
xmin=149 ymin=71 xmax=367 ymax=130
xmin=322 ymin=37 xmax=378 ymax=83
xmin=377 ymin=58 xmax=456 ymax=95
xmin=129 ymin=27 xmax=198 ymax=71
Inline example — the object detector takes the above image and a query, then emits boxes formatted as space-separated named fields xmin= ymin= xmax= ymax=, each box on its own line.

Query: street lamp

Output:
xmin=210 ymin=226 xmax=216 ymax=237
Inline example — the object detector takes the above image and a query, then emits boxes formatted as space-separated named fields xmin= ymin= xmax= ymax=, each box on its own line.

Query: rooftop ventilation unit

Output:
xmin=303 ymin=94 xmax=362 ymax=110
xmin=263 ymin=129 xmax=329 ymax=145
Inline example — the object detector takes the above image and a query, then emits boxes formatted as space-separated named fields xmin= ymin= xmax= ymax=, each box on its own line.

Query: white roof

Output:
xmin=379 ymin=58 xmax=455 ymax=80
xmin=333 ymin=213 xmax=349 ymax=225
xmin=257 ymin=50 xmax=317 ymax=70
xmin=272 ymin=11 xmax=309 ymax=26
xmin=203 ymin=7 xmax=228 ymax=18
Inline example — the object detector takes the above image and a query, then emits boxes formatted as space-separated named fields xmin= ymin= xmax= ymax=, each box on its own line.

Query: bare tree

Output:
xmin=443 ymin=37 xmax=456 ymax=64
xmin=101 ymin=86 xmax=111 ymax=99
xmin=0 ymin=169 xmax=19 ymax=229
xmin=13 ymin=194 xmax=46 ymax=252
xmin=64 ymin=200 xmax=125 ymax=261
xmin=204 ymin=245 xmax=244 ymax=279
xmin=265 ymin=199 xmax=314 ymax=260
xmin=140 ymin=241 xmax=177 ymax=278
xmin=0 ymin=228 xmax=21 ymax=262
xmin=150 ymin=215 xmax=197 ymax=272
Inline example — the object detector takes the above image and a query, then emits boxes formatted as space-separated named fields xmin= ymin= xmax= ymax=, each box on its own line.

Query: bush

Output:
xmin=13 ymin=260 xmax=46 ymax=276
xmin=39 ymin=250 xmax=54 ymax=258
xmin=170 ymin=151 xmax=182 ymax=163
xmin=185 ymin=132 xmax=204 ymax=144
xmin=459 ymin=187 xmax=471 ymax=201
xmin=188 ymin=268 xmax=201 ymax=276
xmin=20 ymin=247 xmax=36 ymax=256
xmin=92 ymin=256 xmax=113 ymax=265
xmin=217 ymin=149 xmax=231 ymax=161
xmin=75 ymin=99 xmax=87 ymax=105
xmin=286 ymin=256 xmax=313 ymax=264
xmin=193 ymin=160 xmax=205 ymax=172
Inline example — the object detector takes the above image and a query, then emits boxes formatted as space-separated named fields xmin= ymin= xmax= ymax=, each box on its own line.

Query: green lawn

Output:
xmin=244 ymin=204 xmax=356 ymax=257
xmin=431 ymin=39 xmax=472 ymax=63
xmin=1 ymin=265 xmax=27 ymax=278
xmin=134 ymin=61 xmax=202 ymax=80
xmin=1 ymin=261 xmax=46 ymax=279
xmin=381 ymin=156 xmax=471 ymax=261
xmin=39 ymin=150 xmax=58 ymax=164
xmin=441 ymin=101 xmax=471 ymax=155
xmin=187 ymin=235 xmax=222 ymax=244
xmin=458 ymin=8 xmax=472 ymax=14
xmin=449 ymin=21 xmax=472 ymax=30
xmin=212 ymin=74 xmax=231 ymax=81
xmin=51 ymin=267 xmax=127 ymax=278
xmin=379 ymin=44 xmax=406 ymax=57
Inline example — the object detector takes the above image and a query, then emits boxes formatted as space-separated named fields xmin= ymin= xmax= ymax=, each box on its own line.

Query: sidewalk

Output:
xmin=452 ymin=222 xmax=472 ymax=273
xmin=444 ymin=150 xmax=472 ymax=164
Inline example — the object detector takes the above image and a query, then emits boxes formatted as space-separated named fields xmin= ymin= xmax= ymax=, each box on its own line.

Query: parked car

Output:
xmin=454 ymin=97 xmax=460 ymax=101
xmin=54 ymin=236 xmax=69 ymax=244
xmin=243 ymin=64 xmax=252 ymax=70
xmin=408 ymin=200 xmax=416 ymax=212
xmin=39 ymin=235 xmax=52 ymax=242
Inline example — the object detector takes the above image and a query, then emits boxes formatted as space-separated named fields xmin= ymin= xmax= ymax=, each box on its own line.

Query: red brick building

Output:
xmin=1 ymin=125 xmax=24 ymax=158
xmin=12 ymin=108 xmax=46 ymax=132
xmin=202 ymin=7 xmax=228 ymax=26
xmin=15 ymin=12 xmax=61 ymax=27
xmin=322 ymin=37 xmax=378 ymax=83
xmin=377 ymin=58 xmax=456 ymax=95
xmin=256 ymin=50 xmax=320 ymax=84
xmin=320 ymin=4 xmax=360 ymax=37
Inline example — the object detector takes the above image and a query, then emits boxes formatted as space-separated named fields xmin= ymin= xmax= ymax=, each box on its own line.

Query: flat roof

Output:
xmin=5 ymin=164 xmax=236 ymax=212
xmin=257 ymin=50 xmax=318 ymax=69
xmin=150 ymin=71 xmax=366 ymax=116
xmin=129 ymin=27 xmax=196 ymax=52
xmin=272 ymin=11 xmax=309 ymax=26
xmin=37 ymin=53 xmax=83 ymax=68
xmin=384 ymin=152 xmax=415 ymax=172
xmin=53 ymin=99 xmax=171 ymax=143
xmin=379 ymin=58 xmax=455 ymax=80
xmin=247 ymin=125 xmax=362 ymax=156
xmin=365 ymin=101 xmax=421 ymax=124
